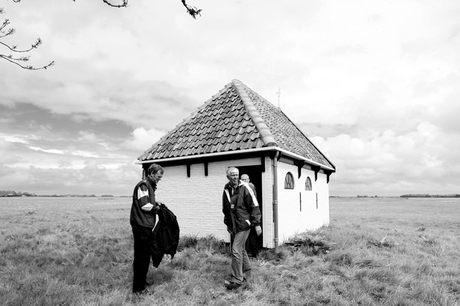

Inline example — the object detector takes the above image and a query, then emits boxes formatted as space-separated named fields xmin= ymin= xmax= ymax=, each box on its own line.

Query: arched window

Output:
xmin=284 ymin=172 xmax=295 ymax=189
xmin=305 ymin=177 xmax=312 ymax=191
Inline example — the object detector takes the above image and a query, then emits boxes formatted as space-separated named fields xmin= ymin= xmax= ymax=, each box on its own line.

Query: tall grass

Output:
xmin=0 ymin=197 xmax=459 ymax=305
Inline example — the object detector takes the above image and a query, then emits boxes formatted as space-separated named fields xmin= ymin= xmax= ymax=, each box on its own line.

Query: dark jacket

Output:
xmin=222 ymin=181 xmax=261 ymax=234
xmin=149 ymin=204 xmax=180 ymax=267
xmin=130 ymin=178 xmax=158 ymax=228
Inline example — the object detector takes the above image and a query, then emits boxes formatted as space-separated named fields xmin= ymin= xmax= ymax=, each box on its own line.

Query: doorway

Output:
xmin=237 ymin=165 xmax=263 ymax=256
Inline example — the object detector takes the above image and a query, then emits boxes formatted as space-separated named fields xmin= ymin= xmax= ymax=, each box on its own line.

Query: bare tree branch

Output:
xmin=1 ymin=0 xmax=202 ymax=70
xmin=181 ymin=0 xmax=202 ymax=19
xmin=0 ymin=53 xmax=54 ymax=70
xmin=101 ymin=0 xmax=128 ymax=8
xmin=0 ymin=6 xmax=54 ymax=70
xmin=99 ymin=0 xmax=202 ymax=16
xmin=8 ymin=0 xmax=202 ymax=16
xmin=0 ymin=19 xmax=14 ymax=38
xmin=0 ymin=37 xmax=43 ymax=53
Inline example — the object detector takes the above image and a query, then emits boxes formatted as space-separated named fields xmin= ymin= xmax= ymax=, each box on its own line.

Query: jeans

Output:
xmin=231 ymin=229 xmax=251 ymax=284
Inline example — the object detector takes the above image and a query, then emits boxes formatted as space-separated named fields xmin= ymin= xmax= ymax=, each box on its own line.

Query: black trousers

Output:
xmin=132 ymin=226 xmax=153 ymax=293
xmin=245 ymin=227 xmax=260 ymax=257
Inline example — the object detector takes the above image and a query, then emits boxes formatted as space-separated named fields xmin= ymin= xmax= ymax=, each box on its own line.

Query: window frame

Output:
xmin=305 ymin=176 xmax=312 ymax=191
xmin=284 ymin=172 xmax=295 ymax=189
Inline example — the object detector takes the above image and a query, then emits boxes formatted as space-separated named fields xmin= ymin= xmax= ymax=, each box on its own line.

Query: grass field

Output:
xmin=0 ymin=197 xmax=459 ymax=306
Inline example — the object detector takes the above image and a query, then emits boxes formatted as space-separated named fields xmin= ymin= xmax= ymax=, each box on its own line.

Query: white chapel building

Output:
xmin=137 ymin=79 xmax=336 ymax=248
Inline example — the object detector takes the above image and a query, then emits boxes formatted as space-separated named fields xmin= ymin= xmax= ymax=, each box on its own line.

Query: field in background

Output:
xmin=0 ymin=197 xmax=459 ymax=305
xmin=330 ymin=197 xmax=460 ymax=234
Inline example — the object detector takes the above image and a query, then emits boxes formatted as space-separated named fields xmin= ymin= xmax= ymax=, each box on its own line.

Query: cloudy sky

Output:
xmin=1 ymin=0 xmax=459 ymax=196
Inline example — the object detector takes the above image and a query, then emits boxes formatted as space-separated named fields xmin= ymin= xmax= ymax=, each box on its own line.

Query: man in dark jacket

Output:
xmin=222 ymin=167 xmax=262 ymax=290
xmin=130 ymin=163 xmax=163 ymax=294
xmin=241 ymin=174 xmax=261 ymax=258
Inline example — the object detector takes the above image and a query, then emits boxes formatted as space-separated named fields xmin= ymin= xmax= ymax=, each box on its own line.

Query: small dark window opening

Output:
xmin=316 ymin=193 xmax=319 ymax=209
xmin=284 ymin=172 xmax=295 ymax=189
xmin=299 ymin=192 xmax=302 ymax=212
xmin=305 ymin=177 xmax=312 ymax=191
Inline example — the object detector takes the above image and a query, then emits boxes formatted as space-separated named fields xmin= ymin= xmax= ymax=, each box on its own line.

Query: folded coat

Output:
xmin=149 ymin=203 xmax=180 ymax=267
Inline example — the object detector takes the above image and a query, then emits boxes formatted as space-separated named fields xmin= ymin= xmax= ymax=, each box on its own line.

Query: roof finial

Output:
xmin=275 ymin=86 xmax=281 ymax=108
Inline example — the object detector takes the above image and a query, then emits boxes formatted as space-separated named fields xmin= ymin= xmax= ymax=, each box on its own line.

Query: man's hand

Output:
xmin=151 ymin=203 xmax=161 ymax=213
xmin=152 ymin=201 xmax=163 ymax=212
xmin=255 ymin=225 xmax=262 ymax=236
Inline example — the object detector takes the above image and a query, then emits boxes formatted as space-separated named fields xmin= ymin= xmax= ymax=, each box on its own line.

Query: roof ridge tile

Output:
xmin=232 ymin=79 xmax=277 ymax=147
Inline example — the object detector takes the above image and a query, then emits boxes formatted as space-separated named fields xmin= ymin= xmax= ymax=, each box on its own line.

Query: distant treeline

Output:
xmin=400 ymin=194 xmax=460 ymax=198
xmin=0 ymin=190 xmax=36 ymax=197
xmin=0 ymin=191 xmax=96 ymax=197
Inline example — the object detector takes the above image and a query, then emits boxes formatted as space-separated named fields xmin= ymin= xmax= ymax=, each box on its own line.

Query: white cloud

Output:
xmin=71 ymin=150 xmax=101 ymax=158
xmin=1 ymin=133 xmax=38 ymax=144
xmin=320 ymin=118 xmax=460 ymax=196
xmin=417 ymin=122 xmax=440 ymax=141
xmin=77 ymin=131 xmax=99 ymax=143
xmin=29 ymin=146 xmax=64 ymax=155
xmin=123 ymin=127 xmax=166 ymax=152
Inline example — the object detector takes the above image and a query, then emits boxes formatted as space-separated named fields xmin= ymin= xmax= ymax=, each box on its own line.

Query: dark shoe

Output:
xmin=134 ymin=287 xmax=153 ymax=295
xmin=226 ymin=279 xmax=247 ymax=291
xmin=144 ymin=280 xmax=153 ymax=287
xmin=226 ymin=282 xmax=242 ymax=290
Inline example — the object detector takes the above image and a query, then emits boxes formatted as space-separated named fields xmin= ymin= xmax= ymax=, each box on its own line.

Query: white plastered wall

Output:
xmin=153 ymin=157 xmax=274 ymax=245
xmin=276 ymin=161 xmax=330 ymax=244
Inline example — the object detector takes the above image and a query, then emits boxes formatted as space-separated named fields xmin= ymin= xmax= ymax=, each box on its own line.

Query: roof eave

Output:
xmin=276 ymin=147 xmax=336 ymax=172
xmin=136 ymin=146 xmax=335 ymax=172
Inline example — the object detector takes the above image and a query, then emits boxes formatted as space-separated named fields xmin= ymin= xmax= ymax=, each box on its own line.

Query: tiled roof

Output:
xmin=138 ymin=79 xmax=334 ymax=170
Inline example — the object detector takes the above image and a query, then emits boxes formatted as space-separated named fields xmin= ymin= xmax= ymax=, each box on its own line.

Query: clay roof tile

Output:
xmin=137 ymin=79 xmax=334 ymax=170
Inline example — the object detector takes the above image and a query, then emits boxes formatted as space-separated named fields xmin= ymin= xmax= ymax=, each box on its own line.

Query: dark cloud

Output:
xmin=0 ymin=64 xmax=199 ymax=132
xmin=0 ymin=103 xmax=132 ymax=145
